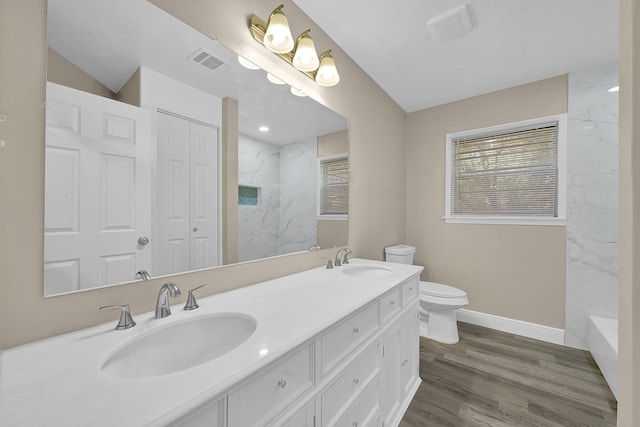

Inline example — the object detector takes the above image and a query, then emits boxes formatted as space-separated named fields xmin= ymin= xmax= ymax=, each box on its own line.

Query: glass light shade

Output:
xmin=238 ymin=55 xmax=260 ymax=70
xmin=292 ymin=35 xmax=320 ymax=72
xmin=264 ymin=10 xmax=294 ymax=54
xmin=315 ymin=52 xmax=340 ymax=87
xmin=290 ymin=87 xmax=307 ymax=97
xmin=267 ymin=72 xmax=286 ymax=85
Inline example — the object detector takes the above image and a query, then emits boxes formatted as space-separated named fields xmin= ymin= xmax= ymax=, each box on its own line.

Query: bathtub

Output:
xmin=587 ymin=316 xmax=618 ymax=399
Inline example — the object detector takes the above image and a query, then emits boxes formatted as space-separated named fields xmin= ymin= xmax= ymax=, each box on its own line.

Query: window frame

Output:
xmin=317 ymin=153 xmax=349 ymax=220
xmin=444 ymin=114 xmax=567 ymax=226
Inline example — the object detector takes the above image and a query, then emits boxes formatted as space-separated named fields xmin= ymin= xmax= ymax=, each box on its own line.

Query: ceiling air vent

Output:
xmin=189 ymin=48 xmax=225 ymax=72
xmin=427 ymin=4 xmax=475 ymax=43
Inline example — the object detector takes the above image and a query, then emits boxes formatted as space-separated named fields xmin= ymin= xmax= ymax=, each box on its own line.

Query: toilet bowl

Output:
xmin=385 ymin=244 xmax=469 ymax=344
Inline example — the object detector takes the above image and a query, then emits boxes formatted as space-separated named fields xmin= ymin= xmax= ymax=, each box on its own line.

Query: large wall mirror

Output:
xmin=45 ymin=0 xmax=348 ymax=297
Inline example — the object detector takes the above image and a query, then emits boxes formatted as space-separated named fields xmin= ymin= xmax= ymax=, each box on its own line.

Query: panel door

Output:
xmin=155 ymin=112 xmax=190 ymax=275
xmin=399 ymin=310 xmax=419 ymax=397
xmin=44 ymin=82 xmax=152 ymax=295
xmin=188 ymin=120 xmax=219 ymax=270
xmin=155 ymin=112 xmax=219 ymax=276
xmin=379 ymin=325 xmax=401 ymax=427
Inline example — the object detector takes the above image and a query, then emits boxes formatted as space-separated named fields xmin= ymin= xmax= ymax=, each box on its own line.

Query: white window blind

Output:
xmin=451 ymin=122 xmax=559 ymax=217
xmin=320 ymin=157 xmax=349 ymax=215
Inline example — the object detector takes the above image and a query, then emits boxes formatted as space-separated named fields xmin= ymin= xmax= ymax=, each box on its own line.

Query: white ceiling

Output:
xmin=47 ymin=0 xmax=347 ymax=145
xmin=293 ymin=0 xmax=619 ymax=113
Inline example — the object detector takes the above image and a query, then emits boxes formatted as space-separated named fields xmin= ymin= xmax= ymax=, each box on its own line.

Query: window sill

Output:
xmin=317 ymin=215 xmax=348 ymax=221
xmin=444 ymin=216 xmax=566 ymax=226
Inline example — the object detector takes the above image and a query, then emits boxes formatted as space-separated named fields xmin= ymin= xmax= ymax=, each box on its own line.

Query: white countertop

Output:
xmin=0 ymin=259 xmax=422 ymax=427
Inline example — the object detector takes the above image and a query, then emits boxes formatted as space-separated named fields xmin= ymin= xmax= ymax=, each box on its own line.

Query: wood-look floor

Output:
xmin=399 ymin=322 xmax=617 ymax=427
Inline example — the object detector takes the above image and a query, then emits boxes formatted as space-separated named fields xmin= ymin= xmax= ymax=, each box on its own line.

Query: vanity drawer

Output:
xmin=228 ymin=343 xmax=314 ymax=427
xmin=331 ymin=375 xmax=380 ymax=427
xmin=401 ymin=277 xmax=419 ymax=306
xmin=380 ymin=287 xmax=401 ymax=324
xmin=321 ymin=343 xmax=379 ymax=426
xmin=321 ymin=302 xmax=379 ymax=376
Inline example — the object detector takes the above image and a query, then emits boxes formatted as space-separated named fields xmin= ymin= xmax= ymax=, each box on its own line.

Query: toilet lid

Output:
xmin=419 ymin=281 xmax=467 ymax=298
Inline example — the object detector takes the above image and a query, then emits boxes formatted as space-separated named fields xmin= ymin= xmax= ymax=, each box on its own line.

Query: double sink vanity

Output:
xmin=0 ymin=259 xmax=423 ymax=427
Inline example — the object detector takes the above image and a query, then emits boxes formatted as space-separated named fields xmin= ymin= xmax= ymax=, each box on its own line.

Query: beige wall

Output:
xmin=406 ymin=76 xmax=568 ymax=328
xmin=117 ymin=68 xmax=141 ymax=107
xmin=618 ymin=0 xmax=640 ymax=424
xmin=0 ymin=0 xmax=406 ymax=349
xmin=47 ymin=47 xmax=116 ymax=99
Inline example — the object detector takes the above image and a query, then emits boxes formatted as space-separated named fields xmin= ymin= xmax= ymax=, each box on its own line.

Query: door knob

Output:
xmin=137 ymin=236 xmax=150 ymax=246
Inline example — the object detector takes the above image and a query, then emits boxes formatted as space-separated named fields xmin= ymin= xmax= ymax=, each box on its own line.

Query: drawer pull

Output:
xmin=390 ymin=300 xmax=396 ymax=305
xmin=409 ymin=287 xmax=413 ymax=291
xmin=353 ymin=327 xmax=359 ymax=334
xmin=278 ymin=379 xmax=287 ymax=388
xmin=401 ymin=359 xmax=408 ymax=367
xmin=353 ymin=377 xmax=360 ymax=385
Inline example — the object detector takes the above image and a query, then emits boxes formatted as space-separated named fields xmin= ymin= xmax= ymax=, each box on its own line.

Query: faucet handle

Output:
xmin=342 ymin=248 xmax=352 ymax=265
xmin=184 ymin=284 xmax=207 ymax=311
xmin=326 ymin=259 xmax=334 ymax=269
xmin=100 ymin=305 xmax=136 ymax=330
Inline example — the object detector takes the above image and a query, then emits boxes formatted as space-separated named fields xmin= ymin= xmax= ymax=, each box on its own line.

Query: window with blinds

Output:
xmin=446 ymin=115 xmax=567 ymax=225
xmin=319 ymin=157 xmax=349 ymax=216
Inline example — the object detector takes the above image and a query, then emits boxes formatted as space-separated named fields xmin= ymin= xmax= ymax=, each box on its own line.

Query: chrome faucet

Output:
xmin=155 ymin=283 xmax=181 ymax=319
xmin=334 ymin=248 xmax=352 ymax=267
xmin=135 ymin=270 xmax=151 ymax=281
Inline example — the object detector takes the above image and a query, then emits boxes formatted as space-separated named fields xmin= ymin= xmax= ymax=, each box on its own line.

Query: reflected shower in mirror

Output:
xmin=44 ymin=0 xmax=348 ymax=296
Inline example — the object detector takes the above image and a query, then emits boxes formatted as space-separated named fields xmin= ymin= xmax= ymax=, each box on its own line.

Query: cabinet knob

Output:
xmin=353 ymin=327 xmax=359 ymax=334
xmin=390 ymin=300 xmax=396 ymax=305
xmin=352 ymin=421 xmax=359 ymax=427
xmin=353 ymin=378 xmax=360 ymax=385
xmin=278 ymin=379 xmax=287 ymax=388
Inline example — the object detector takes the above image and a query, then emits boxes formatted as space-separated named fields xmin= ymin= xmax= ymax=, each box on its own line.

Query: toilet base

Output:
xmin=419 ymin=307 xmax=461 ymax=344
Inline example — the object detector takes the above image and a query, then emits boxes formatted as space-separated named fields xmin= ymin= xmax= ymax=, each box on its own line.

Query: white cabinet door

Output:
xmin=168 ymin=398 xmax=225 ymax=427
xmin=399 ymin=310 xmax=419 ymax=397
xmin=379 ymin=325 xmax=400 ymax=427
xmin=44 ymin=82 xmax=152 ymax=295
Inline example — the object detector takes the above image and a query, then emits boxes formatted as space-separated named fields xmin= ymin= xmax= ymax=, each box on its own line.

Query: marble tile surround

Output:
xmin=279 ymin=138 xmax=318 ymax=255
xmin=565 ymin=62 xmax=619 ymax=350
xmin=237 ymin=135 xmax=317 ymax=262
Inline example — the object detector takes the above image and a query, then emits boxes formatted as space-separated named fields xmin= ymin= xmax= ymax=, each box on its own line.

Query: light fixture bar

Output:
xmin=249 ymin=10 xmax=339 ymax=86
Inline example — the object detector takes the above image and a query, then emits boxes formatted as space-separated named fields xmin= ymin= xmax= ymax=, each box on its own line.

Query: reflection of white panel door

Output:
xmin=44 ymin=82 xmax=152 ymax=295
xmin=155 ymin=112 xmax=219 ymax=276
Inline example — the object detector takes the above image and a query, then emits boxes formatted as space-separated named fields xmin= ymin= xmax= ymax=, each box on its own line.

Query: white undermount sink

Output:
xmin=341 ymin=265 xmax=394 ymax=278
xmin=101 ymin=313 xmax=257 ymax=379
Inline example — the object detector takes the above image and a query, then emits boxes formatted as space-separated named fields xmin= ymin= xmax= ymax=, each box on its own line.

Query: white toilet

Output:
xmin=385 ymin=245 xmax=469 ymax=344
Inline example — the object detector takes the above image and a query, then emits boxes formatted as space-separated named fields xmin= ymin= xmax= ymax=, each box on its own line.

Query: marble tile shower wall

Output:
xmin=279 ymin=138 xmax=318 ymax=255
xmin=238 ymin=135 xmax=318 ymax=262
xmin=565 ymin=62 xmax=619 ymax=349
xmin=238 ymin=135 xmax=281 ymax=262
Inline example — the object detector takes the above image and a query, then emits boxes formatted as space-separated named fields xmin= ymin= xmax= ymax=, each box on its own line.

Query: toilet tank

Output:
xmin=385 ymin=245 xmax=416 ymax=265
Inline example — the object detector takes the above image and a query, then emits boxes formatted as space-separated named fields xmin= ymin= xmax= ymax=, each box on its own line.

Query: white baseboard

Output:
xmin=456 ymin=309 xmax=565 ymax=345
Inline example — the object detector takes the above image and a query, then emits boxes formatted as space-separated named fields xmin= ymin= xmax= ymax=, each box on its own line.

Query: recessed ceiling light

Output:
xmin=608 ymin=86 xmax=619 ymax=93
xmin=238 ymin=55 xmax=260 ymax=70
xmin=267 ymin=73 xmax=286 ymax=85
xmin=259 ymin=126 xmax=269 ymax=132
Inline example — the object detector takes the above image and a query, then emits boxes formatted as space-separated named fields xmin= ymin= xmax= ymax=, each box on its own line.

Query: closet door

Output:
xmin=155 ymin=112 xmax=219 ymax=276
xmin=189 ymin=121 xmax=219 ymax=270
xmin=156 ymin=112 xmax=191 ymax=276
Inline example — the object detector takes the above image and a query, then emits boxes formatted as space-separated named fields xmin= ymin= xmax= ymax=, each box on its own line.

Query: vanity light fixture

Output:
xmin=267 ymin=72 xmax=286 ymax=85
xmin=292 ymin=30 xmax=320 ymax=72
xmin=290 ymin=87 xmax=307 ymax=97
xmin=249 ymin=4 xmax=340 ymax=87
xmin=238 ymin=55 xmax=261 ymax=70
xmin=263 ymin=4 xmax=294 ymax=53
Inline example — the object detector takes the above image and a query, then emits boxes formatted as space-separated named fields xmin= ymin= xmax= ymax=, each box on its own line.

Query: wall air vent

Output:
xmin=188 ymin=48 xmax=226 ymax=72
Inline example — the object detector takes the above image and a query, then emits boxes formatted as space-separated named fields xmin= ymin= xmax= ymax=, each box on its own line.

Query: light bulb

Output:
xmin=263 ymin=7 xmax=294 ymax=53
xmin=292 ymin=32 xmax=320 ymax=72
